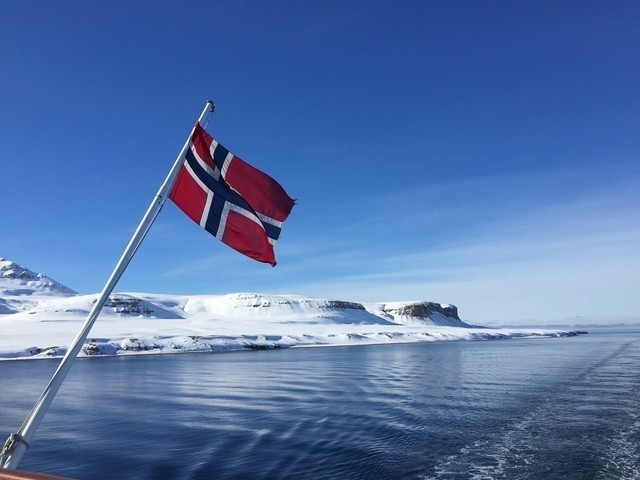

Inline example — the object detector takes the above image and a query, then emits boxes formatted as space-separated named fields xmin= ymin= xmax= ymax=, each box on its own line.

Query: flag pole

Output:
xmin=0 ymin=100 xmax=216 ymax=470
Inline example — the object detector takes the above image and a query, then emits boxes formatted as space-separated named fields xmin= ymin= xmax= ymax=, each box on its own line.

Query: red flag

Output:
xmin=169 ymin=123 xmax=294 ymax=266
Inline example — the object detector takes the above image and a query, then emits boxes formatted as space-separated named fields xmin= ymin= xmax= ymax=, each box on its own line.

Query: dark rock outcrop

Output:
xmin=384 ymin=302 xmax=460 ymax=321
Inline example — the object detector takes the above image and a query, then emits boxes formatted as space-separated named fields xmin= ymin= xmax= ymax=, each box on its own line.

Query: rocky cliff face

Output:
xmin=380 ymin=301 xmax=467 ymax=327
xmin=384 ymin=302 xmax=460 ymax=320
xmin=106 ymin=296 xmax=154 ymax=315
xmin=229 ymin=294 xmax=365 ymax=311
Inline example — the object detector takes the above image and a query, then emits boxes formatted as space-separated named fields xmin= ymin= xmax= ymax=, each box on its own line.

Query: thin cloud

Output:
xmin=263 ymin=169 xmax=640 ymax=324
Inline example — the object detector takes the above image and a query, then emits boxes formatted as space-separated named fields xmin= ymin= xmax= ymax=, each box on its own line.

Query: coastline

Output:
xmin=0 ymin=322 xmax=585 ymax=361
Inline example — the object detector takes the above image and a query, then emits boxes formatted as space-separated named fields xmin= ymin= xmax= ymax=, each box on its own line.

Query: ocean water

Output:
xmin=1 ymin=330 xmax=639 ymax=479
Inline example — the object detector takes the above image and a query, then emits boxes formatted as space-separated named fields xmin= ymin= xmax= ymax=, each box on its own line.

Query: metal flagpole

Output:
xmin=0 ymin=100 xmax=215 ymax=470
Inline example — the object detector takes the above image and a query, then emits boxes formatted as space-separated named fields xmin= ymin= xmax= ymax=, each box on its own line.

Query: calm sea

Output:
xmin=1 ymin=330 xmax=639 ymax=479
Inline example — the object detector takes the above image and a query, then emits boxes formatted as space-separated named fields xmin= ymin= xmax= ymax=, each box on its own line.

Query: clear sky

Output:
xmin=1 ymin=1 xmax=639 ymax=326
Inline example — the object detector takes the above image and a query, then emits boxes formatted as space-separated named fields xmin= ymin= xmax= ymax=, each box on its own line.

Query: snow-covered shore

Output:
xmin=0 ymin=310 xmax=581 ymax=360
xmin=0 ymin=257 xmax=583 ymax=360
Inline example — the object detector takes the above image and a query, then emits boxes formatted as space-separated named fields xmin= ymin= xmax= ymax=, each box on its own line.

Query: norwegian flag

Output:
xmin=169 ymin=122 xmax=294 ymax=266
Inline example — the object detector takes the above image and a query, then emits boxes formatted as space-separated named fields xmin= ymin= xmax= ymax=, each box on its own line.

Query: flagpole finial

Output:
xmin=206 ymin=100 xmax=215 ymax=113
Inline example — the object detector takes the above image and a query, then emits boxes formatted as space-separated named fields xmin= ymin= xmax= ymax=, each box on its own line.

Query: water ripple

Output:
xmin=1 ymin=332 xmax=639 ymax=479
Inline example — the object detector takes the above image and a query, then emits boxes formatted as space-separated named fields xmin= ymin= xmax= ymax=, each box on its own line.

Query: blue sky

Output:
xmin=1 ymin=1 xmax=638 ymax=325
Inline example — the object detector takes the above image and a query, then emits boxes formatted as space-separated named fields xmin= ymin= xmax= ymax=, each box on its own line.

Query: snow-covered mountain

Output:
xmin=0 ymin=257 xmax=581 ymax=360
xmin=0 ymin=257 xmax=77 ymax=314
xmin=0 ymin=257 xmax=76 ymax=294
xmin=0 ymin=257 xmax=466 ymax=326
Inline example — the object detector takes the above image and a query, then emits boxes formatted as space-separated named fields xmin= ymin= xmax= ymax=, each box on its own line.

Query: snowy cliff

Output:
xmin=0 ymin=257 xmax=467 ymax=327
